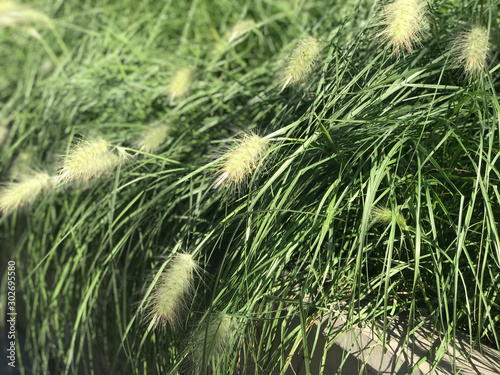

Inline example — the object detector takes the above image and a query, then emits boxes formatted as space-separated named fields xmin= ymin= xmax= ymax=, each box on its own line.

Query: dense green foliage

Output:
xmin=0 ymin=0 xmax=499 ymax=374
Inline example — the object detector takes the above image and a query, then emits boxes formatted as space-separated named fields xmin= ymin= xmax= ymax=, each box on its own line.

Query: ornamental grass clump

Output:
xmin=281 ymin=37 xmax=322 ymax=92
xmin=377 ymin=0 xmax=428 ymax=56
xmin=146 ymin=253 xmax=199 ymax=330
xmin=5 ymin=1 xmax=500 ymax=373
xmin=58 ymin=138 xmax=126 ymax=183
xmin=452 ymin=26 xmax=490 ymax=77
xmin=136 ymin=123 xmax=171 ymax=153
xmin=190 ymin=314 xmax=238 ymax=372
xmin=168 ymin=66 xmax=196 ymax=105
xmin=0 ymin=172 xmax=53 ymax=214
xmin=214 ymin=133 xmax=268 ymax=191
xmin=371 ymin=205 xmax=409 ymax=230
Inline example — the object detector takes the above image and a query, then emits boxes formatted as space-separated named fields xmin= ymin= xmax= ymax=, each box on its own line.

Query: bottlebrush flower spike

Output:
xmin=228 ymin=19 xmax=256 ymax=43
xmin=281 ymin=37 xmax=322 ymax=92
xmin=58 ymin=138 xmax=124 ymax=183
xmin=377 ymin=0 xmax=428 ymax=56
xmin=147 ymin=253 xmax=199 ymax=329
xmin=190 ymin=314 xmax=237 ymax=371
xmin=214 ymin=133 xmax=268 ymax=191
xmin=168 ymin=66 xmax=196 ymax=105
xmin=371 ymin=206 xmax=409 ymax=230
xmin=0 ymin=172 xmax=53 ymax=214
xmin=453 ymin=26 xmax=490 ymax=77
xmin=137 ymin=123 xmax=171 ymax=153
xmin=212 ymin=19 xmax=256 ymax=55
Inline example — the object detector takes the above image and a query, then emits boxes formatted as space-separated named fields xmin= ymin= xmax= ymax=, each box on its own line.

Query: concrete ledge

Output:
xmin=285 ymin=312 xmax=500 ymax=374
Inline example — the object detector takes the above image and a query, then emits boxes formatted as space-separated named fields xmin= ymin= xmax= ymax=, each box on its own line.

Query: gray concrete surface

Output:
xmin=283 ymin=312 xmax=500 ymax=374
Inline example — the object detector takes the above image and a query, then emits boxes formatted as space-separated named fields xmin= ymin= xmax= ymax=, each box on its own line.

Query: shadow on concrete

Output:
xmin=244 ymin=309 xmax=500 ymax=375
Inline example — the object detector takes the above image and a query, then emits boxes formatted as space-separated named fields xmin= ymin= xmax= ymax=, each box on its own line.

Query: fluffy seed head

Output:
xmin=212 ymin=19 xmax=257 ymax=55
xmin=190 ymin=314 xmax=238 ymax=371
xmin=0 ymin=172 xmax=53 ymax=214
xmin=281 ymin=37 xmax=322 ymax=92
xmin=0 ymin=1 xmax=52 ymax=30
xmin=137 ymin=123 xmax=171 ymax=153
xmin=228 ymin=19 xmax=256 ymax=43
xmin=168 ymin=66 xmax=196 ymax=105
xmin=147 ymin=253 xmax=199 ymax=329
xmin=453 ymin=26 xmax=490 ymax=76
xmin=371 ymin=206 xmax=409 ymax=230
xmin=59 ymin=138 xmax=121 ymax=183
xmin=377 ymin=0 xmax=428 ymax=56
xmin=214 ymin=133 xmax=268 ymax=191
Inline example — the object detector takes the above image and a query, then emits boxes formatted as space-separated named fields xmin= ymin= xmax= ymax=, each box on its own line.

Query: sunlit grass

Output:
xmin=0 ymin=0 xmax=499 ymax=374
